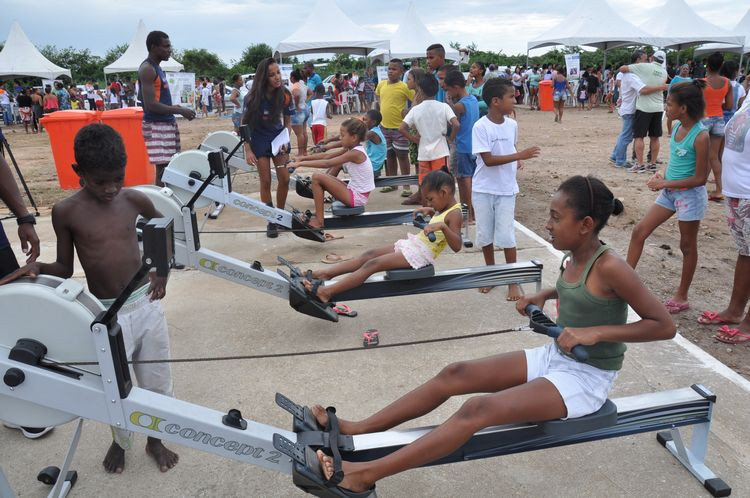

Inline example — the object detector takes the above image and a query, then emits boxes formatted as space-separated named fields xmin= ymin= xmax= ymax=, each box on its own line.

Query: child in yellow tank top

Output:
xmin=302 ymin=169 xmax=463 ymax=304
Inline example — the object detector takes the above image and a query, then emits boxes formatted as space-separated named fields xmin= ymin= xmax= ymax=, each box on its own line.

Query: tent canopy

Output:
xmin=527 ymin=0 xmax=653 ymax=51
xmin=694 ymin=8 xmax=750 ymax=56
xmin=275 ymin=0 xmax=389 ymax=57
xmin=638 ymin=0 xmax=745 ymax=49
xmin=369 ymin=1 xmax=459 ymax=61
xmin=0 ymin=21 xmax=71 ymax=80
xmin=104 ymin=20 xmax=184 ymax=75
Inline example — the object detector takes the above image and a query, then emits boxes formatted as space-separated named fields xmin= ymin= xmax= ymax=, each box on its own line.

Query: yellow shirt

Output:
xmin=376 ymin=80 xmax=414 ymax=129
xmin=416 ymin=203 xmax=462 ymax=258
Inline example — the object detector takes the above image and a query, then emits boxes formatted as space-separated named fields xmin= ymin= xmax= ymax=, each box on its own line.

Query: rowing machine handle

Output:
xmin=524 ymin=305 xmax=589 ymax=362
xmin=413 ymin=214 xmax=437 ymax=242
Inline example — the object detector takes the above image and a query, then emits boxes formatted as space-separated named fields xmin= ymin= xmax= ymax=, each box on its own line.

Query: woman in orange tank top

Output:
xmin=701 ymin=52 xmax=733 ymax=201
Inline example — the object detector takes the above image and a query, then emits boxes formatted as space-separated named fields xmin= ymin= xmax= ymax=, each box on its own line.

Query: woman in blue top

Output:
xmin=627 ymin=80 xmax=710 ymax=315
xmin=666 ymin=64 xmax=693 ymax=134
xmin=242 ymin=58 xmax=295 ymax=238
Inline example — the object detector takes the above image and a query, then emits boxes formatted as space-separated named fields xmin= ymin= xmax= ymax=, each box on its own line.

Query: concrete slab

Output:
xmin=1 ymin=192 xmax=749 ymax=497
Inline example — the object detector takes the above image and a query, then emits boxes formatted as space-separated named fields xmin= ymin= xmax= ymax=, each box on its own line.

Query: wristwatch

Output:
xmin=16 ymin=214 xmax=36 ymax=226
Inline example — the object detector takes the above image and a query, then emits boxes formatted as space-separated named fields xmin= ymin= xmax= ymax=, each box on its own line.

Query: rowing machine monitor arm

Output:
xmin=524 ymin=304 xmax=588 ymax=361
xmin=185 ymin=151 xmax=228 ymax=210
xmin=91 ymin=218 xmax=175 ymax=398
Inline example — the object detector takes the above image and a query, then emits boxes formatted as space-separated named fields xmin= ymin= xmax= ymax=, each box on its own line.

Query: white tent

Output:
xmin=0 ymin=21 xmax=71 ymax=79
xmin=369 ymin=1 xmax=459 ymax=61
xmin=275 ymin=0 xmax=389 ymax=57
xmin=693 ymin=8 xmax=750 ymax=56
xmin=638 ymin=0 xmax=745 ymax=50
xmin=103 ymin=20 xmax=184 ymax=75
xmin=527 ymin=0 xmax=653 ymax=51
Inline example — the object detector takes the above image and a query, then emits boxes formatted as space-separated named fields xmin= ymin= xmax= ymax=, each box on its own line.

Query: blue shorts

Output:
xmin=291 ymin=107 xmax=309 ymax=126
xmin=451 ymin=152 xmax=477 ymax=178
xmin=655 ymin=186 xmax=707 ymax=222
xmin=231 ymin=112 xmax=242 ymax=130
xmin=701 ymin=116 xmax=725 ymax=136
xmin=553 ymin=90 xmax=568 ymax=102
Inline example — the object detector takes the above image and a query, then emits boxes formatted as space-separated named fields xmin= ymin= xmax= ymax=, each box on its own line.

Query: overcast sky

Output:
xmin=1 ymin=0 xmax=744 ymax=63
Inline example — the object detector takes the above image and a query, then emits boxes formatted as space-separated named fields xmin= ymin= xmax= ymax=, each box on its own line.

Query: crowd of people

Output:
xmin=0 ymin=30 xmax=749 ymax=495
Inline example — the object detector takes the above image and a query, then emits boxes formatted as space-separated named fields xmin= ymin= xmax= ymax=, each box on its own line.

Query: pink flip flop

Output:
xmin=714 ymin=325 xmax=750 ymax=345
xmin=664 ymin=298 xmax=690 ymax=314
xmin=697 ymin=311 xmax=738 ymax=325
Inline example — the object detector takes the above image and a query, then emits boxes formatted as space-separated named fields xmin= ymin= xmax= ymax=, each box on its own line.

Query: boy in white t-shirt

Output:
xmin=399 ymin=74 xmax=459 ymax=205
xmin=471 ymin=78 xmax=540 ymax=300
xmin=200 ymin=82 xmax=210 ymax=118
xmin=310 ymin=84 xmax=331 ymax=145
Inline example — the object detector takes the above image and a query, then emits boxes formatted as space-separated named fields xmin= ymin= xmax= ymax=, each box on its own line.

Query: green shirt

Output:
xmin=556 ymin=244 xmax=628 ymax=371
xmin=666 ymin=122 xmax=706 ymax=181
xmin=628 ymin=62 xmax=667 ymax=113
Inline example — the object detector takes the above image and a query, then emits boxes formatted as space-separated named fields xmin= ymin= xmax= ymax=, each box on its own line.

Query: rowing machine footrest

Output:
xmin=540 ymin=399 xmax=617 ymax=436
xmin=287 ymin=276 xmax=338 ymax=322
xmin=295 ymin=177 xmax=314 ymax=199
xmin=331 ymin=201 xmax=364 ymax=217
xmin=276 ymin=393 xmax=320 ymax=433
xmin=704 ymin=478 xmax=731 ymax=497
xmin=273 ymin=435 xmax=376 ymax=498
xmin=292 ymin=211 xmax=326 ymax=243
xmin=385 ymin=265 xmax=435 ymax=281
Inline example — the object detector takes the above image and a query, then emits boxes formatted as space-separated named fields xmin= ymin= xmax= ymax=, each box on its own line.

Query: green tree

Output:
xmin=102 ymin=43 xmax=129 ymax=67
xmin=40 ymin=45 xmax=103 ymax=83
xmin=238 ymin=43 xmax=273 ymax=72
xmin=180 ymin=48 xmax=228 ymax=78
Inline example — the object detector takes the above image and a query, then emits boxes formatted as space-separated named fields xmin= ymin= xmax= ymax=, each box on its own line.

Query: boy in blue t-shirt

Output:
xmin=445 ymin=70 xmax=480 ymax=223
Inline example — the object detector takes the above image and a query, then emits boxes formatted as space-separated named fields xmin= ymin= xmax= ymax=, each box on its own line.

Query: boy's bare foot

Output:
xmin=309 ymin=269 xmax=332 ymax=280
xmin=145 ymin=437 xmax=179 ymax=472
xmin=308 ymin=218 xmax=324 ymax=230
xmin=316 ymin=450 xmax=372 ymax=493
xmin=507 ymin=284 xmax=523 ymax=301
xmin=479 ymin=286 xmax=494 ymax=294
xmin=103 ymin=441 xmax=125 ymax=473
xmin=302 ymin=279 xmax=332 ymax=303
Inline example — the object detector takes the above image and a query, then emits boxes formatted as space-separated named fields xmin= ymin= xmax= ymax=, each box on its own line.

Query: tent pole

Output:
xmin=526 ymin=49 xmax=529 ymax=67
xmin=602 ymin=44 xmax=607 ymax=72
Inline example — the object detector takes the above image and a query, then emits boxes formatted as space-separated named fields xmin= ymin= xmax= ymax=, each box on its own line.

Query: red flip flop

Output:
xmin=697 ymin=311 xmax=738 ymax=326
xmin=363 ymin=329 xmax=379 ymax=347
xmin=714 ymin=325 xmax=750 ymax=345
xmin=664 ymin=298 xmax=690 ymax=314
xmin=332 ymin=303 xmax=357 ymax=318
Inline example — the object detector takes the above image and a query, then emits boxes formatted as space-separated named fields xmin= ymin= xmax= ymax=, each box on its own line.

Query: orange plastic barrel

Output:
xmin=100 ymin=107 xmax=154 ymax=186
xmin=39 ymin=110 xmax=99 ymax=189
xmin=538 ymin=80 xmax=554 ymax=112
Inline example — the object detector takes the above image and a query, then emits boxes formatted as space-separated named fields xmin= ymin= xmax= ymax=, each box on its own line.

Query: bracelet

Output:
xmin=16 ymin=214 xmax=36 ymax=226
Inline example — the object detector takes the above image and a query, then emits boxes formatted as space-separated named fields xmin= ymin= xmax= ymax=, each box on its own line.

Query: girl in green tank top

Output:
xmin=307 ymin=176 xmax=675 ymax=495
xmin=627 ymin=80 xmax=710 ymax=316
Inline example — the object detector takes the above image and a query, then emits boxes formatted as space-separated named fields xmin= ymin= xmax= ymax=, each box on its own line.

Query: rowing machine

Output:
xmin=0 ymin=222 xmax=731 ymax=497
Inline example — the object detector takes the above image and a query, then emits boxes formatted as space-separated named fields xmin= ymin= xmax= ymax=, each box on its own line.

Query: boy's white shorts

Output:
xmin=472 ymin=191 xmax=517 ymax=248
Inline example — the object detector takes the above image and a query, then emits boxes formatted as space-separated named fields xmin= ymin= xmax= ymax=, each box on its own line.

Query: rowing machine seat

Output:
xmin=539 ymin=399 xmax=617 ymax=436
xmin=385 ymin=265 xmax=435 ymax=281
xmin=295 ymin=176 xmax=314 ymax=199
xmin=331 ymin=201 xmax=364 ymax=217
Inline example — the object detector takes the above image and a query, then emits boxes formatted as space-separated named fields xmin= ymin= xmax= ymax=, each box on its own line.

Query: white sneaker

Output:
xmin=627 ymin=164 xmax=646 ymax=173
xmin=3 ymin=423 xmax=54 ymax=439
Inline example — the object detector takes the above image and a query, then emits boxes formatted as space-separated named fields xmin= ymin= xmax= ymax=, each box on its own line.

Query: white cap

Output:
xmin=652 ymin=50 xmax=666 ymax=63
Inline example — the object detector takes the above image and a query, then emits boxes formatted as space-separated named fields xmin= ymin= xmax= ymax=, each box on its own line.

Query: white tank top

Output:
xmin=345 ymin=146 xmax=375 ymax=194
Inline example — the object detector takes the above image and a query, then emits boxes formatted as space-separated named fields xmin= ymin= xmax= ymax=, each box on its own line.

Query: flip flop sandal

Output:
xmin=697 ymin=310 xmax=738 ymax=325
xmin=362 ymin=329 xmax=379 ymax=347
xmin=332 ymin=303 xmax=357 ymax=318
xmin=714 ymin=325 xmax=750 ymax=345
xmin=321 ymin=253 xmax=352 ymax=264
xmin=379 ymin=186 xmax=397 ymax=193
xmin=708 ymin=195 xmax=725 ymax=203
xmin=400 ymin=189 xmax=413 ymax=198
xmin=324 ymin=233 xmax=344 ymax=241
xmin=664 ymin=298 xmax=690 ymax=314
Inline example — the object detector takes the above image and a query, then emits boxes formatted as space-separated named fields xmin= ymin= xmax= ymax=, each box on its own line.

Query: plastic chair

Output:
xmin=335 ymin=92 xmax=350 ymax=115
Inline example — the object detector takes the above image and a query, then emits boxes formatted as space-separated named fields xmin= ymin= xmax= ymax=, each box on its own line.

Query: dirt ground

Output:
xmin=1 ymin=104 xmax=747 ymax=379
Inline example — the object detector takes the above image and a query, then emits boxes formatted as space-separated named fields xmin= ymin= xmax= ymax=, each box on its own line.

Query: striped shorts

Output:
xmin=142 ymin=120 xmax=181 ymax=165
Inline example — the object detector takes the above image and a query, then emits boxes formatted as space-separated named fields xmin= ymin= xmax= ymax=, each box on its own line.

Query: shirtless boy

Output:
xmin=0 ymin=124 xmax=179 ymax=474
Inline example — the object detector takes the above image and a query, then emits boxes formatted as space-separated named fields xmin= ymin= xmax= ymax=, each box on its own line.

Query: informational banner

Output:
xmin=376 ymin=65 xmax=388 ymax=83
xmin=280 ymin=64 xmax=293 ymax=81
xmin=564 ymin=53 xmax=580 ymax=80
xmin=166 ymin=72 xmax=196 ymax=111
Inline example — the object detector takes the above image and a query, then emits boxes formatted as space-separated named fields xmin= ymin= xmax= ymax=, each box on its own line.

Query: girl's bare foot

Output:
xmin=311 ymin=404 xmax=359 ymax=434
xmin=479 ymin=286 xmax=494 ymax=294
xmin=310 ymin=269 xmax=332 ymax=280
xmin=103 ymin=441 xmax=125 ymax=473
xmin=316 ymin=450 xmax=372 ymax=493
xmin=302 ymin=279 xmax=332 ymax=303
